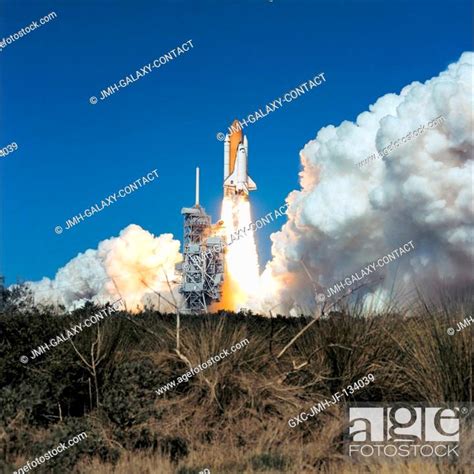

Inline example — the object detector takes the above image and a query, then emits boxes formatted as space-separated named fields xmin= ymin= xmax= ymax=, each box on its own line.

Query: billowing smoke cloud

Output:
xmin=27 ymin=225 xmax=182 ymax=312
xmin=256 ymin=52 xmax=473 ymax=314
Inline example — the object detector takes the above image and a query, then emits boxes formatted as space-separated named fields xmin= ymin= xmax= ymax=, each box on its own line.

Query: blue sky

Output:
xmin=0 ymin=0 xmax=472 ymax=285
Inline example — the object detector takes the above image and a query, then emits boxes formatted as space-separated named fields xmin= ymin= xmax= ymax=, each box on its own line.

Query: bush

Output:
xmin=250 ymin=452 xmax=290 ymax=471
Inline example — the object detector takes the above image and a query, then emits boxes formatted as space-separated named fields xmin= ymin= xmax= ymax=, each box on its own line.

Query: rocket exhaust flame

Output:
xmin=213 ymin=195 xmax=260 ymax=311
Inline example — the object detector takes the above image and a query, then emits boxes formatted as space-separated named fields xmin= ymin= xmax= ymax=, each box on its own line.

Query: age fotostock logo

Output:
xmin=346 ymin=404 xmax=470 ymax=461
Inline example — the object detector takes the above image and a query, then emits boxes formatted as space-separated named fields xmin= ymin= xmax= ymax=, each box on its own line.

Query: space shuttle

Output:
xmin=223 ymin=120 xmax=257 ymax=196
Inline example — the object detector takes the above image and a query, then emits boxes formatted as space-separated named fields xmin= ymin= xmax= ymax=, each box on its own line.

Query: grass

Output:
xmin=0 ymin=290 xmax=472 ymax=473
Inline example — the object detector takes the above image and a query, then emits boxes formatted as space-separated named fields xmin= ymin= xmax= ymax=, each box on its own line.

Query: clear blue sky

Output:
xmin=0 ymin=0 xmax=472 ymax=285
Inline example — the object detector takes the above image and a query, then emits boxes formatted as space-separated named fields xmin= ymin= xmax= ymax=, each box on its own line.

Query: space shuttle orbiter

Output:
xmin=223 ymin=120 xmax=257 ymax=196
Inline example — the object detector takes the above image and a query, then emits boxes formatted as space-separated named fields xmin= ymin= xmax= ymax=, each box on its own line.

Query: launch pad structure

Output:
xmin=178 ymin=121 xmax=256 ymax=314
xmin=178 ymin=168 xmax=225 ymax=314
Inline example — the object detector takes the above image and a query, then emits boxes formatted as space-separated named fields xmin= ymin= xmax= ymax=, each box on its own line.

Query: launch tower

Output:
xmin=178 ymin=168 xmax=225 ymax=313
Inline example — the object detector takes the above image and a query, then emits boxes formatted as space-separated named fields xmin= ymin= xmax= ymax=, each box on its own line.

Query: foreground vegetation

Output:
xmin=0 ymin=288 xmax=472 ymax=473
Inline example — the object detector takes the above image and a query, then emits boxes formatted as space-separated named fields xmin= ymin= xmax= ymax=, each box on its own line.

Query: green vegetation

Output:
xmin=0 ymin=286 xmax=472 ymax=473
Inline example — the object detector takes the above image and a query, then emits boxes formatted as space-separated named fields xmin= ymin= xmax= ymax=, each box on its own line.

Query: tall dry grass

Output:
xmin=2 ymin=291 xmax=472 ymax=473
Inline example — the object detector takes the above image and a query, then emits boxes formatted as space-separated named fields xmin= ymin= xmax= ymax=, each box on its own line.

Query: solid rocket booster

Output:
xmin=223 ymin=120 xmax=257 ymax=196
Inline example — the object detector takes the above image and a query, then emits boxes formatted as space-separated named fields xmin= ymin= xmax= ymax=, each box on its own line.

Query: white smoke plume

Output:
xmin=256 ymin=52 xmax=473 ymax=315
xmin=27 ymin=224 xmax=182 ymax=312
